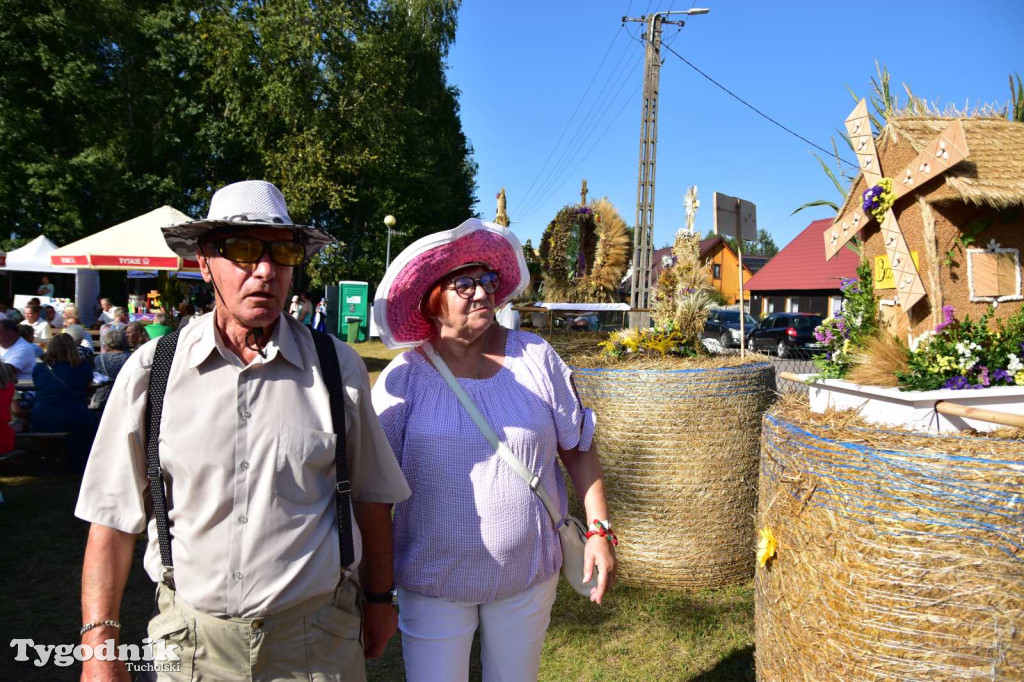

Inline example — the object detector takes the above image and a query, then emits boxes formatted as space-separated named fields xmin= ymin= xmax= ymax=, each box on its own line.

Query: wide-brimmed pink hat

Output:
xmin=373 ymin=219 xmax=529 ymax=349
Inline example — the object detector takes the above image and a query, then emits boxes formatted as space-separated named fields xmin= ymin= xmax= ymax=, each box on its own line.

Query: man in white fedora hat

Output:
xmin=76 ymin=180 xmax=410 ymax=681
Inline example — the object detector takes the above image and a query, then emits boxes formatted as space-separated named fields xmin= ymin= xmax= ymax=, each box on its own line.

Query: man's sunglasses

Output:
xmin=447 ymin=271 xmax=500 ymax=299
xmin=209 ymin=236 xmax=306 ymax=267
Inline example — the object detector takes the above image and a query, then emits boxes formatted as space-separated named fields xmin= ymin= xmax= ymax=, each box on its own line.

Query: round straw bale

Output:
xmin=756 ymin=398 xmax=1024 ymax=680
xmin=570 ymin=356 xmax=776 ymax=589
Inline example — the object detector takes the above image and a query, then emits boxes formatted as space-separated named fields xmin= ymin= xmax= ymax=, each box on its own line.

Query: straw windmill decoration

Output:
xmin=824 ymin=99 xmax=970 ymax=311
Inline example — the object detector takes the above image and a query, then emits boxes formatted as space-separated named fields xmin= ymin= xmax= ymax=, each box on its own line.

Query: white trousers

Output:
xmin=398 ymin=574 xmax=559 ymax=682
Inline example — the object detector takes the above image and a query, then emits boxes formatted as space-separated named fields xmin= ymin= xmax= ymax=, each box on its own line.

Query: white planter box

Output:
xmin=800 ymin=375 xmax=1024 ymax=433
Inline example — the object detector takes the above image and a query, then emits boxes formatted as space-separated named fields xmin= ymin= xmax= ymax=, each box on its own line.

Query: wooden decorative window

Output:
xmin=967 ymin=240 xmax=1021 ymax=305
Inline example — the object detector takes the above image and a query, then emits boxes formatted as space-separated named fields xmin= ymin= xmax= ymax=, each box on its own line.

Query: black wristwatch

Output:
xmin=363 ymin=587 xmax=397 ymax=605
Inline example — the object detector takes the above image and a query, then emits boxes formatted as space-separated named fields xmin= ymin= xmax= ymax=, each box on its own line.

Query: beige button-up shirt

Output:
xmin=76 ymin=312 xmax=410 ymax=617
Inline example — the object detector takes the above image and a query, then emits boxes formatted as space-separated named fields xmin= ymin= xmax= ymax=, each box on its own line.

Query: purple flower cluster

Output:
xmin=934 ymin=305 xmax=955 ymax=333
xmin=862 ymin=185 xmax=884 ymax=214
xmin=944 ymin=366 xmax=1017 ymax=390
xmin=813 ymin=317 xmax=849 ymax=346
xmin=840 ymin=278 xmax=861 ymax=294
xmin=943 ymin=375 xmax=975 ymax=390
xmin=575 ymin=207 xmax=593 ymax=215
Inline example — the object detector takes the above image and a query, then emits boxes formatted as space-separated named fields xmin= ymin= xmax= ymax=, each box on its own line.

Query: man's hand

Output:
xmin=80 ymin=525 xmax=136 ymax=681
xmin=361 ymin=602 xmax=397 ymax=659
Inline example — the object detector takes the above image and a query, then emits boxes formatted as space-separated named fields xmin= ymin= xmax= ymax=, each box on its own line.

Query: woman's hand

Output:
xmin=583 ymin=534 xmax=616 ymax=604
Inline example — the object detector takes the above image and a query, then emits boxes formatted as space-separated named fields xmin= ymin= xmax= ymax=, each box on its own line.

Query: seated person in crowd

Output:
xmin=0 ymin=319 xmax=38 ymax=382
xmin=43 ymin=305 xmax=64 ymax=329
xmin=19 ymin=325 xmax=45 ymax=358
xmin=21 ymin=304 xmax=53 ymax=346
xmin=60 ymin=306 xmax=95 ymax=353
xmin=4 ymin=302 xmax=24 ymax=323
xmin=177 ymin=302 xmax=196 ymax=330
xmin=63 ymin=324 xmax=95 ymax=363
xmin=98 ymin=306 xmax=128 ymax=339
xmin=91 ymin=327 xmax=132 ymax=413
xmin=31 ymin=334 xmax=97 ymax=472
xmin=94 ymin=298 xmax=114 ymax=328
xmin=0 ymin=363 xmax=16 ymax=454
xmin=144 ymin=311 xmax=173 ymax=339
xmin=125 ymin=321 xmax=147 ymax=351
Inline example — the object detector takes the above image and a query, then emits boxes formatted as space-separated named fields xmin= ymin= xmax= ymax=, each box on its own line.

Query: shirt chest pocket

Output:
xmin=276 ymin=426 xmax=338 ymax=504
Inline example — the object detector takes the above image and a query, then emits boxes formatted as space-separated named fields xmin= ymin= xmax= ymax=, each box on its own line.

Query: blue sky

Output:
xmin=447 ymin=1 xmax=1023 ymax=252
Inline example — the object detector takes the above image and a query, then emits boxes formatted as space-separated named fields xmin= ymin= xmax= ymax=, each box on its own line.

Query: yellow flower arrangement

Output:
xmin=757 ymin=527 xmax=777 ymax=567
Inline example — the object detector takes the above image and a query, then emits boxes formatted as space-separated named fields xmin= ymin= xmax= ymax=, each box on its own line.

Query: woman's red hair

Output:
xmin=419 ymin=265 xmax=490 ymax=335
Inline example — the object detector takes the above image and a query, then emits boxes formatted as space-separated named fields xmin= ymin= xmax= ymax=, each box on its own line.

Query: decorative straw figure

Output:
xmin=652 ymin=231 xmax=717 ymax=350
xmin=494 ymin=188 xmax=510 ymax=227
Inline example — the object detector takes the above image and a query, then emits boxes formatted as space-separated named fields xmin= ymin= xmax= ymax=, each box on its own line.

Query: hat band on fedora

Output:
xmin=218 ymin=212 xmax=291 ymax=225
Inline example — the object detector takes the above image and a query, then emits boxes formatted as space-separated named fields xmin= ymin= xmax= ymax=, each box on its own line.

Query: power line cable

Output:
xmin=518 ymin=4 xmax=659 ymax=219
xmin=517 ymin=46 xmax=642 ymax=219
xmin=659 ymin=41 xmax=858 ymax=168
xmin=517 ymin=79 xmax=643 ymax=224
xmin=517 ymin=30 xmax=641 ymax=214
xmin=516 ymin=19 xmax=632 ymax=212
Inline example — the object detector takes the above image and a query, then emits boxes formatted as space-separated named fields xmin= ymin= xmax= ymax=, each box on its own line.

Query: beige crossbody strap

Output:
xmin=423 ymin=342 xmax=566 ymax=529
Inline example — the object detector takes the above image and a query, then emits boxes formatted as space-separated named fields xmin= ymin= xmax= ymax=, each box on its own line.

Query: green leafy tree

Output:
xmin=1 ymin=0 xmax=476 ymax=290
xmin=0 ymin=0 xmax=215 ymax=248
xmin=197 ymin=0 xmax=476 ymax=289
xmin=701 ymin=228 xmax=778 ymax=257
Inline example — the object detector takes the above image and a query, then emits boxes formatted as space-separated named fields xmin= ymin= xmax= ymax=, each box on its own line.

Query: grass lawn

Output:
xmin=0 ymin=338 xmax=755 ymax=681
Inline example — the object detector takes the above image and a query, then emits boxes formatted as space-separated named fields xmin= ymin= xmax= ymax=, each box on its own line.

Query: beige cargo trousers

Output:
xmin=145 ymin=578 xmax=365 ymax=682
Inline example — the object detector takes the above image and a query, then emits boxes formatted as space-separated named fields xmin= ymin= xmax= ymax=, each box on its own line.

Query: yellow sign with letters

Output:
xmin=874 ymin=252 xmax=920 ymax=290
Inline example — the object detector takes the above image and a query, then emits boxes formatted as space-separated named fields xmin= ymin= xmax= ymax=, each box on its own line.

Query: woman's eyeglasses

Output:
xmin=211 ymin=236 xmax=306 ymax=267
xmin=447 ymin=271 xmax=500 ymax=299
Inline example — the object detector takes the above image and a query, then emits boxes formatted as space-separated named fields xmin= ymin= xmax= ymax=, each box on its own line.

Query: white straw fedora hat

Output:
xmin=162 ymin=180 xmax=334 ymax=258
xmin=373 ymin=218 xmax=529 ymax=349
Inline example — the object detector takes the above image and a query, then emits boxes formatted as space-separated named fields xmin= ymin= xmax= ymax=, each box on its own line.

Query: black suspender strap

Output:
xmin=309 ymin=329 xmax=355 ymax=570
xmin=145 ymin=330 xmax=181 ymax=589
xmin=144 ymin=326 xmax=354 ymax=589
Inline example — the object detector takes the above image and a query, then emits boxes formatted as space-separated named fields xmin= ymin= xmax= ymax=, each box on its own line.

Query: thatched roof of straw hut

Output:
xmin=885 ymin=117 xmax=1024 ymax=210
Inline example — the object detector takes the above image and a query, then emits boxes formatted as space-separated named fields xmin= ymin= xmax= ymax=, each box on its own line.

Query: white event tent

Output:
xmin=50 ymin=206 xmax=199 ymax=271
xmin=0 ymin=236 xmax=99 ymax=320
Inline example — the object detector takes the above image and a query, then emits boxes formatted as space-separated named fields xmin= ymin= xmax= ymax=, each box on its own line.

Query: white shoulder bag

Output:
xmin=423 ymin=343 xmax=597 ymax=598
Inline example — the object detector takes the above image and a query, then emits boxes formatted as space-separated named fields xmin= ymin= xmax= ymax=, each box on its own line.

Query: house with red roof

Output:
xmin=745 ymin=218 xmax=859 ymax=318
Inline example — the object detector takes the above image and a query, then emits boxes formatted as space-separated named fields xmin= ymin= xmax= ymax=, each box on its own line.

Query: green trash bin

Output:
xmin=345 ymin=317 xmax=360 ymax=344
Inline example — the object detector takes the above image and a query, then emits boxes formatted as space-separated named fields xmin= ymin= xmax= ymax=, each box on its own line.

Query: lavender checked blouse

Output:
xmin=371 ymin=330 xmax=596 ymax=603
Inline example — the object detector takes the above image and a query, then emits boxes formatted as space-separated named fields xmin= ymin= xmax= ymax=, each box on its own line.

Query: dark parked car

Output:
xmin=746 ymin=312 xmax=825 ymax=358
xmin=703 ymin=309 xmax=759 ymax=348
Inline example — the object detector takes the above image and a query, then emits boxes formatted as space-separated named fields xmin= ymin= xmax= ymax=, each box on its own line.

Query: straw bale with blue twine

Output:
xmin=569 ymin=354 xmax=777 ymax=589
xmin=756 ymin=396 xmax=1024 ymax=681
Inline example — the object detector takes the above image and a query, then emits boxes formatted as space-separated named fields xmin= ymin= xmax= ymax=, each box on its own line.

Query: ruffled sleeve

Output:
xmin=516 ymin=332 xmax=596 ymax=452
xmin=370 ymin=351 xmax=418 ymax=466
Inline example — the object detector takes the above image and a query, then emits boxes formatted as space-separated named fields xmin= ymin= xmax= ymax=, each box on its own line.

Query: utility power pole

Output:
xmin=623 ymin=8 xmax=709 ymax=327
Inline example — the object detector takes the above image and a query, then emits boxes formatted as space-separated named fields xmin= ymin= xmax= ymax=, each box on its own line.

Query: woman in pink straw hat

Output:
xmin=372 ymin=218 xmax=617 ymax=681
